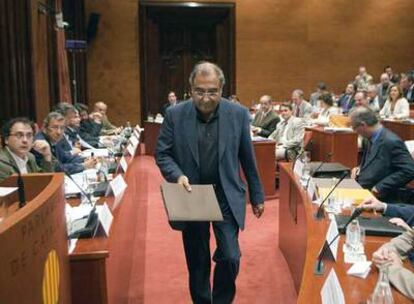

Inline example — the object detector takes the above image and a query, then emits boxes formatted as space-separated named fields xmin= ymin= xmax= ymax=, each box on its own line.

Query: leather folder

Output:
xmin=160 ymin=182 xmax=223 ymax=222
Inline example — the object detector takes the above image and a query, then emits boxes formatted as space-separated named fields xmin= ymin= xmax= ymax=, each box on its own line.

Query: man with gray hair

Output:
xmin=350 ymin=106 xmax=414 ymax=202
xmin=156 ymin=61 xmax=264 ymax=303
xmin=33 ymin=112 xmax=96 ymax=174
xmin=291 ymin=89 xmax=312 ymax=118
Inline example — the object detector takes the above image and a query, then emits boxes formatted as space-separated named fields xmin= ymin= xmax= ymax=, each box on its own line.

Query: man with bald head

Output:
xmin=156 ymin=61 xmax=264 ymax=303
xmin=94 ymin=101 xmax=120 ymax=135
xmin=251 ymin=95 xmax=280 ymax=137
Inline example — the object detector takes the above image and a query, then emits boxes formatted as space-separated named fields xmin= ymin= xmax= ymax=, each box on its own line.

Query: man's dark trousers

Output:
xmin=182 ymin=209 xmax=240 ymax=304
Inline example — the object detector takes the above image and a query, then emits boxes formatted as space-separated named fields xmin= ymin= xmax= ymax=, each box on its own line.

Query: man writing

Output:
xmin=156 ymin=62 xmax=264 ymax=303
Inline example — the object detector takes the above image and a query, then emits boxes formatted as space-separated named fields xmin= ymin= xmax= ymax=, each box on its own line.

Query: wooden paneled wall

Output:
xmin=84 ymin=0 xmax=414 ymax=125
xmin=0 ymin=0 xmax=35 ymax=125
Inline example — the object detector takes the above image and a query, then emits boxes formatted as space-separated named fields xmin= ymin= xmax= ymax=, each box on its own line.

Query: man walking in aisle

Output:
xmin=156 ymin=62 xmax=265 ymax=303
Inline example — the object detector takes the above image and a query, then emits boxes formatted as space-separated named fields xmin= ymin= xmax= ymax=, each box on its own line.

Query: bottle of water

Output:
xmin=369 ymin=266 xmax=394 ymax=304
xmin=346 ymin=218 xmax=361 ymax=252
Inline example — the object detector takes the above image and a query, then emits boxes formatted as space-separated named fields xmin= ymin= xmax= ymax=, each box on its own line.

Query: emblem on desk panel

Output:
xmin=42 ymin=249 xmax=60 ymax=304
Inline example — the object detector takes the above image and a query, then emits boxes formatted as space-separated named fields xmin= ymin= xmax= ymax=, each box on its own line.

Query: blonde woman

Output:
xmin=379 ymin=84 xmax=409 ymax=119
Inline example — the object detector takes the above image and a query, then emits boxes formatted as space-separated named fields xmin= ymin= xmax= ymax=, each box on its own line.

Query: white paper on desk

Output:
xmin=326 ymin=218 xmax=339 ymax=261
xmin=96 ymin=202 xmax=113 ymax=236
xmin=64 ymin=173 xmax=84 ymax=196
xmin=293 ymin=159 xmax=304 ymax=177
xmin=119 ymin=156 xmax=128 ymax=173
xmin=68 ymin=238 xmax=78 ymax=254
xmin=321 ymin=269 xmax=345 ymax=304
xmin=130 ymin=135 xmax=139 ymax=147
xmin=79 ymin=148 xmax=109 ymax=158
xmin=347 ymin=261 xmax=371 ymax=278
xmin=0 ymin=187 xmax=17 ymax=197
xmin=67 ymin=203 xmax=93 ymax=221
xmin=127 ymin=143 xmax=136 ymax=156
xmin=324 ymin=127 xmax=353 ymax=133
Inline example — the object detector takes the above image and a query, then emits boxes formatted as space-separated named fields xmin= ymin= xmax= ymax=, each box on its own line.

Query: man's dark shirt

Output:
xmin=196 ymin=105 xmax=230 ymax=214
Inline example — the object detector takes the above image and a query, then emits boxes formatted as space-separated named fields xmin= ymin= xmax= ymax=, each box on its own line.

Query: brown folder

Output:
xmin=160 ymin=182 xmax=223 ymax=221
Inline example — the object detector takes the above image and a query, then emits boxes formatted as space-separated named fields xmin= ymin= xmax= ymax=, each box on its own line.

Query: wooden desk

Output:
xmin=69 ymin=155 xmax=138 ymax=304
xmin=253 ymin=140 xmax=276 ymax=199
xmin=307 ymin=127 xmax=358 ymax=168
xmin=279 ymin=163 xmax=412 ymax=303
xmin=143 ymin=121 xmax=161 ymax=156
xmin=382 ymin=120 xmax=414 ymax=141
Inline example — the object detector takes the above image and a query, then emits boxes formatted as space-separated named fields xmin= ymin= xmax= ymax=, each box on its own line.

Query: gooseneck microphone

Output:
xmin=314 ymin=171 xmax=348 ymax=220
xmin=0 ymin=158 xmax=26 ymax=208
xmin=314 ymin=207 xmax=363 ymax=275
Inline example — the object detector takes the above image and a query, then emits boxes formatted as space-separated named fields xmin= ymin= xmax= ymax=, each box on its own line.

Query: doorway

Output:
xmin=139 ymin=1 xmax=235 ymax=120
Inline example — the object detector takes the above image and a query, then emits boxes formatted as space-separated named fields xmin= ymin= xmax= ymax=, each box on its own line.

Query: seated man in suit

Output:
xmin=354 ymin=66 xmax=374 ymax=91
xmin=291 ymin=89 xmax=312 ymax=119
xmin=337 ymin=83 xmax=356 ymax=114
xmin=74 ymin=103 xmax=102 ymax=148
xmin=251 ymin=95 xmax=280 ymax=137
xmin=94 ymin=101 xmax=121 ymax=135
xmin=269 ymin=103 xmax=305 ymax=161
xmin=33 ymin=112 xmax=96 ymax=174
xmin=360 ymin=197 xmax=414 ymax=230
xmin=372 ymin=229 xmax=414 ymax=300
xmin=0 ymin=117 xmax=54 ymax=182
xmin=161 ymin=91 xmax=179 ymax=116
xmin=350 ymin=107 xmax=414 ymax=202
xmin=54 ymin=103 xmax=95 ymax=153
xmin=403 ymin=73 xmax=414 ymax=103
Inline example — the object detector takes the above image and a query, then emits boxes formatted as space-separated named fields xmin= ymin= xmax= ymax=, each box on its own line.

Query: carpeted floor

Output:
xmin=106 ymin=156 xmax=297 ymax=303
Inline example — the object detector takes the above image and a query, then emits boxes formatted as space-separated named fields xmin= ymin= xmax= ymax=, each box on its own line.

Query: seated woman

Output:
xmin=379 ymin=84 xmax=410 ymax=119
xmin=311 ymin=93 xmax=338 ymax=126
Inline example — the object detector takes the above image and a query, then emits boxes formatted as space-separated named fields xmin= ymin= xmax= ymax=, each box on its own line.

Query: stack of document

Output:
xmin=347 ymin=261 xmax=372 ymax=279
xmin=324 ymin=127 xmax=353 ymax=133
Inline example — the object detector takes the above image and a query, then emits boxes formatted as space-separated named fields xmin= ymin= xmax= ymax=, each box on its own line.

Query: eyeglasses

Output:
xmin=193 ymin=89 xmax=220 ymax=98
xmin=9 ymin=132 xmax=34 ymax=140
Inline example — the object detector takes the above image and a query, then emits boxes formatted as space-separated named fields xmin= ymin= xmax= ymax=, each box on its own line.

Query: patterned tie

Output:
xmin=295 ymin=105 xmax=300 ymax=117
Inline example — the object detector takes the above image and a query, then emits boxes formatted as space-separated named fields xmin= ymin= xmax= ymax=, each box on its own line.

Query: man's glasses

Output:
xmin=9 ymin=132 xmax=33 ymax=140
xmin=193 ymin=89 xmax=220 ymax=98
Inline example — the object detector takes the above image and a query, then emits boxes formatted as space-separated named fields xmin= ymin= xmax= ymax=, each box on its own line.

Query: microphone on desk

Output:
xmin=292 ymin=140 xmax=313 ymax=170
xmin=0 ymin=158 xmax=26 ymax=208
xmin=58 ymin=162 xmax=99 ymax=239
xmin=314 ymin=171 xmax=348 ymax=220
xmin=314 ymin=207 xmax=364 ymax=275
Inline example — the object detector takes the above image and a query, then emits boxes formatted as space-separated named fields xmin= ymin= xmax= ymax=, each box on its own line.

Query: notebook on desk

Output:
xmin=335 ymin=215 xmax=405 ymax=237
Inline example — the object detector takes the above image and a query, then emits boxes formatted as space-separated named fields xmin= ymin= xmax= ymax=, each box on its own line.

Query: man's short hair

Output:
xmin=74 ymin=103 xmax=89 ymax=113
xmin=318 ymin=93 xmax=333 ymax=107
xmin=355 ymin=90 xmax=368 ymax=99
xmin=189 ymin=61 xmax=226 ymax=89
xmin=1 ymin=117 xmax=34 ymax=147
xmin=292 ymin=89 xmax=304 ymax=98
xmin=53 ymin=102 xmax=77 ymax=117
xmin=280 ymin=102 xmax=293 ymax=111
xmin=43 ymin=112 xmax=65 ymax=128
xmin=350 ymin=106 xmax=378 ymax=127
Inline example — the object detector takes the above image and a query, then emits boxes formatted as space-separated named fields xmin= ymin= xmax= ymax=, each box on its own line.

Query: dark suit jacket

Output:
xmin=384 ymin=204 xmax=414 ymax=226
xmin=33 ymin=132 xmax=84 ymax=174
xmin=251 ymin=110 xmax=280 ymax=137
xmin=155 ymin=99 xmax=264 ymax=229
xmin=337 ymin=94 xmax=355 ymax=113
xmin=79 ymin=120 xmax=102 ymax=148
xmin=357 ymin=128 xmax=414 ymax=200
